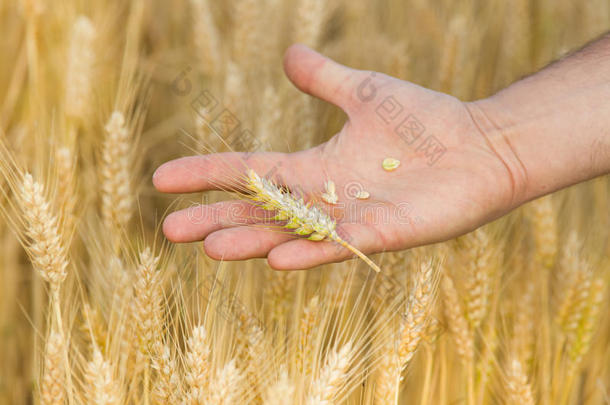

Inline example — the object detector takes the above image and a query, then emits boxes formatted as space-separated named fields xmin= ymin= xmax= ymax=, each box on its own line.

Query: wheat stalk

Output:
xmin=245 ymin=169 xmax=381 ymax=272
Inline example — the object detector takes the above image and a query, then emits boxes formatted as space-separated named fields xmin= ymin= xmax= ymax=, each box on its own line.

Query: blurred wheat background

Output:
xmin=0 ymin=0 xmax=609 ymax=404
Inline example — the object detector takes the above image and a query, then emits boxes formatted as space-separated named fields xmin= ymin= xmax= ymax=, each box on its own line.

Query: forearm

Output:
xmin=470 ymin=33 xmax=610 ymax=205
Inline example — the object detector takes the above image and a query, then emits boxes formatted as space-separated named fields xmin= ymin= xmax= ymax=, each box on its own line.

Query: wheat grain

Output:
xmin=321 ymin=180 xmax=338 ymax=205
xmin=382 ymin=158 xmax=400 ymax=171
xmin=245 ymin=169 xmax=381 ymax=272
xmin=356 ymin=190 xmax=370 ymax=200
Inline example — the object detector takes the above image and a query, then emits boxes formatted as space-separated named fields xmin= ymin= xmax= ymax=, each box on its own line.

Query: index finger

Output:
xmin=152 ymin=151 xmax=296 ymax=194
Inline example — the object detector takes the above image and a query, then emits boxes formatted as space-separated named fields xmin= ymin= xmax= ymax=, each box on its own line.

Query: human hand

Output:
xmin=153 ymin=44 xmax=524 ymax=270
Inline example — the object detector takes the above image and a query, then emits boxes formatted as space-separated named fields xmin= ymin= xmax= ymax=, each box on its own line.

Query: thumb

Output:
xmin=283 ymin=44 xmax=363 ymax=112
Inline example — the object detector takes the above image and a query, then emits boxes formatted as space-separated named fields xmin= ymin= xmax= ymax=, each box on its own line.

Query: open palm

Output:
xmin=153 ymin=45 xmax=522 ymax=270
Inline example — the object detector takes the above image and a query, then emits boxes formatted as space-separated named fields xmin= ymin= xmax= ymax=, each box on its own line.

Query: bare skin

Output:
xmin=153 ymin=37 xmax=610 ymax=270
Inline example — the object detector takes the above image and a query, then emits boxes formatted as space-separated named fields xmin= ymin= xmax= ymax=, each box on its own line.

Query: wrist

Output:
xmin=464 ymin=97 xmax=532 ymax=209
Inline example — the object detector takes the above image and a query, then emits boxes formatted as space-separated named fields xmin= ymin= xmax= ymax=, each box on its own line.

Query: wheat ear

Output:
xmin=294 ymin=0 xmax=328 ymax=48
xmin=458 ymin=228 xmax=495 ymax=329
xmin=505 ymin=357 xmax=535 ymax=405
xmin=183 ymin=325 xmax=211 ymax=404
xmin=19 ymin=173 xmax=69 ymax=295
xmin=373 ymin=340 xmax=401 ymax=405
xmin=398 ymin=258 xmax=436 ymax=368
xmin=567 ymin=276 xmax=605 ymax=366
xmin=206 ymin=359 xmax=243 ymax=405
xmin=263 ymin=369 xmax=295 ymax=405
xmin=245 ymin=169 xmax=381 ymax=272
xmin=133 ymin=247 xmax=163 ymax=404
xmin=152 ymin=342 xmax=181 ymax=404
xmin=265 ymin=269 xmax=296 ymax=323
xmin=133 ymin=247 xmax=163 ymax=354
xmin=85 ymin=348 xmax=121 ymax=405
xmin=65 ymin=15 xmax=96 ymax=122
xmin=40 ymin=329 xmax=65 ymax=405
xmin=189 ymin=0 xmax=221 ymax=75
xmin=232 ymin=0 xmax=261 ymax=69
xmin=101 ymin=111 xmax=134 ymax=234
xmin=530 ymin=196 xmax=558 ymax=270
xmin=297 ymin=295 xmax=320 ymax=376
xmin=54 ymin=146 xmax=76 ymax=233
xmin=306 ymin=342 xmax=353 ymax=405
xmin=440 ymin=275 xmax=473 ymax=363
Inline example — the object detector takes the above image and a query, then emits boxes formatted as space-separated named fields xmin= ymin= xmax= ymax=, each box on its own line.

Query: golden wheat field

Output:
xmin=0 ymin=0 xmax=609 ymax=404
